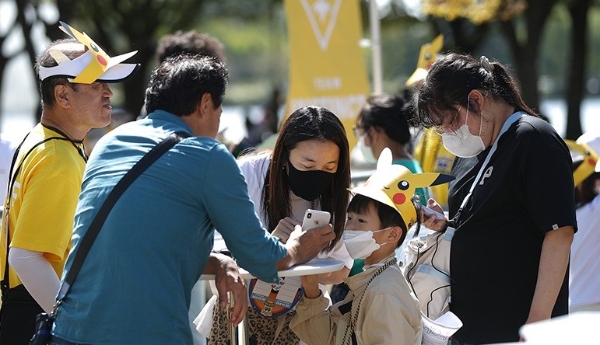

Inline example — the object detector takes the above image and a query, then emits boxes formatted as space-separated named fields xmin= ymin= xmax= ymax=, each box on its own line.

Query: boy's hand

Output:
xmin=300 ymin=274 xmax=321 ymax=299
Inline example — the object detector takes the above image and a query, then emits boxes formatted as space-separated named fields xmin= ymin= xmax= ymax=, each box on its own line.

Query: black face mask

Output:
xmin=287 ymin=160 xmax=335 ymax=201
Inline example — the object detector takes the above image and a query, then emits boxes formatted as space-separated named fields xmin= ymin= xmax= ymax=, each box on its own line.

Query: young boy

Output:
xmin=290 ymin=148 xmax=454 ymax=344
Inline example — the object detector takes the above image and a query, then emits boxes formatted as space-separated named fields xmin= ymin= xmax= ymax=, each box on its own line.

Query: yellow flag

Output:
xmin=284 ymin=0 xmax=370 ymax=148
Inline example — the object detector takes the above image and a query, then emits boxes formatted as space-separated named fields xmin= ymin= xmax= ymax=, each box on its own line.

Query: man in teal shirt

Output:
xmin=51 ymin=55 xmax=334 ymax=345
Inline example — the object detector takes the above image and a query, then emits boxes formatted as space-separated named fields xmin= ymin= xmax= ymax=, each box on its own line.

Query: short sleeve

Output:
xmin=517 ymin=121 xmax=577 ymax=234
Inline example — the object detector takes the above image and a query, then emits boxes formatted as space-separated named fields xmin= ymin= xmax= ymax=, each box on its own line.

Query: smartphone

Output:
xmin=302 ymin=209 xmax=331 ymax=230
xmin=422 ymin=206 xmax=445 ymax=221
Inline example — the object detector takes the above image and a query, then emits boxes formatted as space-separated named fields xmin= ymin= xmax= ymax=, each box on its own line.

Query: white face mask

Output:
xmin=441 ymin=106 xmax=486 ymax=158
xmin=342 ymin=229 xmax=388 ymax=259
xmin=358 ymin=134 xmax=377 ymax=163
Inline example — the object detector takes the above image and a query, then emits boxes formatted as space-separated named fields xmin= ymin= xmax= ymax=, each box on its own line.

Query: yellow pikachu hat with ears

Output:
xmin=350 ymin=148 xmax=455 ymax=228
xmin=565 ymin=139 xmax=599 ymax=187
xmin=38 ymin=21 xmax=139 ymax=84
xmin=405 ymin=34 xmax=443 ymax=87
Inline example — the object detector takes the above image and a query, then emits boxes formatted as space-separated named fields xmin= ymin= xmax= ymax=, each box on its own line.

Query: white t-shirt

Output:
xmin=570 ymin=194 xmax=600 ymax=309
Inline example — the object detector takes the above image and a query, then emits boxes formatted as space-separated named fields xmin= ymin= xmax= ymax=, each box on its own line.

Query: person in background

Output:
xmin=353 ymin=91 xmax=429 ymax=204
xmin=0 ymin=21 xmax=139 ymax=345
xmin=201 ymin=106 xmax=353 ymax=344
xmin=156 ymin=30 xmax=225 ymax=64
xmin=138 ymin=30 xmax=226 ymax=120
xmin=569 ymin=136 xmax=600 ymax=313
xmin=413 ymin=53 xmax=576 ymax=344
xmin=412 ymin=129 xmax=454 ymax=209
xmin=50 ymin=54 xmax=335 ymax=345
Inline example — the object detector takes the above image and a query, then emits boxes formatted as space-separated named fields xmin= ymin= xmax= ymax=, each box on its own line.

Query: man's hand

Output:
xmin=277 ymin=224 xmax=335 ymax=270
xmin=205 ymin=253 xmax=248 ymax=326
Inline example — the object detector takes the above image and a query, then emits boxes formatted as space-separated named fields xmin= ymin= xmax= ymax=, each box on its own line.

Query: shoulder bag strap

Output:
xmin=56 ymin=132 xmax=189 ymax=302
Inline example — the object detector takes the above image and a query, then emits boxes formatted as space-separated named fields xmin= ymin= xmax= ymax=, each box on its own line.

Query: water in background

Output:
xmin=1 ymin=97 xmax=599 ymax=145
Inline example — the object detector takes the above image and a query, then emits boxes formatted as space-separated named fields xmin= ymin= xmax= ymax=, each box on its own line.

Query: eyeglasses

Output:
xmin=432 ymin=109 xmax=460 ymax=135
xmin=352 ymin=125 xmax=367 ymax=138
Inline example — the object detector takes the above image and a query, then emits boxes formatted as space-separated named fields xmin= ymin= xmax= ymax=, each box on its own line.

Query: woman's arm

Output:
xmin=526 ymin=226 xmax=574 ymax=324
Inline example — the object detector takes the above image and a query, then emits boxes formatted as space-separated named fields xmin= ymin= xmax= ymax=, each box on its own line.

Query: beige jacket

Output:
xmin=290 ymin=253 xmax=422 ymax=345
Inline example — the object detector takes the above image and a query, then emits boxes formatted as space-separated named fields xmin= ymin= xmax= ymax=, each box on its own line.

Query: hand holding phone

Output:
xmin=422 ymin=206 xmax=445 ymax=221
xmin=302 ymin=209 xmax=331 ymax=231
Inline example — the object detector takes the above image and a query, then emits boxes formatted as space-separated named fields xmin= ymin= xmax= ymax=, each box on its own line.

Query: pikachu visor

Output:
xmin=38 ymin=21 xmax=139 ymax=84
xmin=349 ymin=148 xmax=455 ymax=228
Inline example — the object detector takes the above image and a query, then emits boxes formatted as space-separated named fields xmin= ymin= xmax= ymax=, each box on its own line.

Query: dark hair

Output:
xmin=574 ymin=158 xmax=600 ymax=207
xmin=156 ymin=30 xmax=226 ymax=63
xmin=145 ymin=54 xmax=228 ymax=116
xmin=262 ymin=106 xmax=351 ymax=251
xmin=347 ymin=194 xmax=407 ymax=248
xmin=411 ymin=53 xmax=539 ymax=128
xmin=357 ymin=91 xmax=413 ymax=145
xmin=35 ymin=38 xmax=82 ymax=107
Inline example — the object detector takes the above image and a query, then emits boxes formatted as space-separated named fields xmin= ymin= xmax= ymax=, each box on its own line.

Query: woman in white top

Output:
xmin=207 ymin=106 xmax=353 ymax=344
xmin=570 ymin=155 xmax=600 ymax=313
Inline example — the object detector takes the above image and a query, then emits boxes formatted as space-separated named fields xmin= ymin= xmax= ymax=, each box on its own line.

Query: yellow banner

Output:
xmin=284 ymin=0 xmax=370 ymax=147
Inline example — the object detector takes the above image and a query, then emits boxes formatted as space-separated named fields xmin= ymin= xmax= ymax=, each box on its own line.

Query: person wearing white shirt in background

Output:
xmin=569 ymin=132 xmax=600 ymax=313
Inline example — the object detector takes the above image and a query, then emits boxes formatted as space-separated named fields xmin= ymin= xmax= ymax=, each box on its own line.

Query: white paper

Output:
xmin=518 ymin=312 xmax=600 ymax=344
xmin=421 ymin=311 xmax=463 ymax=345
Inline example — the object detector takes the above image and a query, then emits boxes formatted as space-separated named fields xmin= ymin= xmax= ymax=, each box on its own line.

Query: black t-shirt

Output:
xmin=447 ymin=115 xmax=577 ymax=344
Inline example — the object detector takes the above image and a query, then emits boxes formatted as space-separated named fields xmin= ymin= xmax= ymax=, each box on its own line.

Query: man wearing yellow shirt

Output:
xmin=0 ymin=22 xmax=138 ymax=344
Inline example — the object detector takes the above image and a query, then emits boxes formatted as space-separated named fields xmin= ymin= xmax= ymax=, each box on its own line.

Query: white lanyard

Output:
xmin=456 ymin=112 xmax=526 ymax=217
